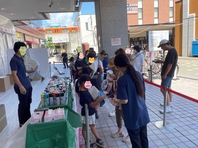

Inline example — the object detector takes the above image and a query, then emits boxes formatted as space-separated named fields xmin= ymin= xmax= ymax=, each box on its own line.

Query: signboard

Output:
xmin=147 ymin=30 xmax=169 ymax=51
xmin=111 ymin=38 xmax=121 ymax=46
xmin=127 ymin=3 xmax=138 ymax=14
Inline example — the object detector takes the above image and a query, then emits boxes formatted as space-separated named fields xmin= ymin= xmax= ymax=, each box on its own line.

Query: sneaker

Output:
xmin=160 ymin=102 xmax=173 ymax=108
xmin=122 ymin=135 xmax=130 ymax=143
xmin=109 ymin=111 xmax=115 ymax=117
xmin=41 ymin=77 xmax=45 ymax=82
xmin=112 ymin=132 xmax=124 ymax=138
xmin=159 ymin=106 xmax=172 ymax=114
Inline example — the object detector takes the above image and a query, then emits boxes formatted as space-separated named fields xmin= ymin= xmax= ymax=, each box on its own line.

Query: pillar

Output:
xmin=95 ymin=0 xmax=128 ymax=56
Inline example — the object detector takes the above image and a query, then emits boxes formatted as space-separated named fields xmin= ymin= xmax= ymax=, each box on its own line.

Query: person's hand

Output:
xmin=34 ymin=66 xmax=38 ymax=71
xmin=112 ymin=97 xmax=118 ymax=103
xmin=19 ymin=86 xmax=27 ymax=94
xmin=161 ymin=74 xmax=167 ymax=79
xmin=100 ymin=94 xmax=106 ymax=100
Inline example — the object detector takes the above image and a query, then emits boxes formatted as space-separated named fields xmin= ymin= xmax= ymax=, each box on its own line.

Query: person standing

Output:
xmin=23 ymin=55 xmax=45 ymax=82
xmin=113 ymin=53 xmax=150 ymax=148
xmin=10 ymin=42 xmax=33 ymax=127
xmin=155 ymin=39 xmax=178 ymax=113
xmin=131 ymin=45 xmax=145 ymax=73
xmin=61 ymin=50 xmax=68 ymax=69
xmin=100 ymin=50 xmax=109 ymax=79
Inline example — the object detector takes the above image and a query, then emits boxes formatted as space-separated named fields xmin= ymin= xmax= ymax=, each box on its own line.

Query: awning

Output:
xmin=128 ymin=23 xmax=175 ymax=38
xmin=25 ymin=40 xmax=39 ymax=45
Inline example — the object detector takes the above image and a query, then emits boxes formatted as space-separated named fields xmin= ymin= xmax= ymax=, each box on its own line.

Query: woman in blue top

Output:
xmin=113 ymin=53 xmax=150 ymax=148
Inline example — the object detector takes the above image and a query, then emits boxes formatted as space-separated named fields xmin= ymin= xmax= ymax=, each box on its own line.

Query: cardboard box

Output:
xmin=0 ymin=76 xmax=11 ymax=92
xmin=30 ymin=111 xmax=44 ymax=124
xmin=0 ymin=104 xmax=7 ymax=132
xmin=54 ymin=108 xmax=65 ymax=121
xmin=6 ymin=74 xmax=14 ymax=85
xmin=44 ymin=110 xmax=54 ymax=122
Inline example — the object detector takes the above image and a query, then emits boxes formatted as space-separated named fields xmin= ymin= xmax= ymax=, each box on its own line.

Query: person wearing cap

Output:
xmin=100 ymin=50 xmax=109 ymax=79
xmin=10 ymin=42 xmax=33 ymax=127
xmin=155 ymin=39 xmax=178 ymax=113
xmin=131 ymin=45 xmax=144 ymax=73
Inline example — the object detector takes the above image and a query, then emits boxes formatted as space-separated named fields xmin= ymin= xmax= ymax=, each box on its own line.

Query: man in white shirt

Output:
xmin=23 ymin=55 xmax=45 ymax=82
xmin=131 ymin=45 xmax=144 ymax=73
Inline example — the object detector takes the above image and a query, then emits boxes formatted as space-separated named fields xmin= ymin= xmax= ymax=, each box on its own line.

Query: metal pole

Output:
xmin=49 ymin=62 xmax=51 ymax=78
xmin=85 ymin=104 xmax=90 ymax=148
xmin=150 ymin=65 xmax=153 ymax=82
xmin=163 ymin=87 xmax=167 ymax=126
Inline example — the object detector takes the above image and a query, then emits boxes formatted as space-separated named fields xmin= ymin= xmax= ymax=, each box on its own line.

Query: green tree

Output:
xmin=46 ymin=37 xmax=55 ymax=56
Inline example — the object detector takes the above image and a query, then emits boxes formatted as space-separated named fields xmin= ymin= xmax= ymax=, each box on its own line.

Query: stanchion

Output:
xmin=149 ymin=65 xmax=153 ymax=82
xmin=49 ymin=62 xmax=51 ymax=78
xmin=155 ymin=87 xmax=170 ymax=129
xmin=85 ymin=104 xmax=90 ymax=148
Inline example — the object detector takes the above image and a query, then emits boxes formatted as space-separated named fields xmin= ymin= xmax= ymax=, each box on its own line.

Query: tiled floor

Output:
xmin=79 ymin=80 xmax=198 ymax=148
xmin=1 ymin=63 xmax=198 ymax=148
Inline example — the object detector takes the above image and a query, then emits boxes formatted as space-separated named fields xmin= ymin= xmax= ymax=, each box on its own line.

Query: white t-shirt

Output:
xmin=89 ymin=58 xmax=103 ymax=74
xmin=24 ymin=56 xmax=39 ymax=70
xmin=131 ymin=51 xmax=144 ymax=72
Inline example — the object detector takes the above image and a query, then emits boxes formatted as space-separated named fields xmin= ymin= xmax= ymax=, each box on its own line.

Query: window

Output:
xmin=47 ymin=30 xmax=52 ymax=34
xmin=169 ymin=7 xmax=173 ymax=18
xmin=154 ymin=8 xmax=158 ymax=19
xmin=62 ymin=29 xmax=68 ymax=33
xmin=170 ymin=0 xmax=173 ymax=7
xmin=138 ymin=0 xmax=142 ymax=8
xmin=154 ymin=0 xmax=158 ymax=7
xmin=72 ymin=29 xmax=76 ymax=32
xmin=138 ymin=8 xmax=142 ymax=19
xmin=85 ymin=22 xmax=89 ymax=30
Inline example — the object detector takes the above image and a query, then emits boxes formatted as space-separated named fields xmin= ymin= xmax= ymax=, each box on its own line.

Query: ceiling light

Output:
xmin=1 ymin=8 xmax=5 ymax=10
xmin=11 ymin=13 xmax=14 ymax=15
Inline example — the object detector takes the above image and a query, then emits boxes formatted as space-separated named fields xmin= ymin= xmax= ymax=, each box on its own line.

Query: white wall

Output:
xmin=79 ymin=15 xmax=98 ymax=53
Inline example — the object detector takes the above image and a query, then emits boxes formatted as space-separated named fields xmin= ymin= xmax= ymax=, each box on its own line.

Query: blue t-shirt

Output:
xmin=102 ymin=56 xmax=109 ymax=69
xmin=10 ymin=54 xmax=31 ymax=89
xmin=117 ymin=72 xmax=150 ymax=130
xmin=79 ymin=90 xmax=96 ymax=116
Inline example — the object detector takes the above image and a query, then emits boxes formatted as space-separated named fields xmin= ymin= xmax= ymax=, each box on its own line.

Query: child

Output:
xmin=79 ymin=75 xmax=106 ymax=147
xmin=69 ymin=57 xmax=76 ymax=81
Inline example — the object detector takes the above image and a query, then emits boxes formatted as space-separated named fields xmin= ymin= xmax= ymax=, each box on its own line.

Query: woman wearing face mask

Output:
xmin=131 ymin=45 xmax=145 ymax=73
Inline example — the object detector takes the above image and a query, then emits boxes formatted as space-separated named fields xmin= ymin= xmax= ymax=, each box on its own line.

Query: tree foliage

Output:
xmin=46 ymin=37 xmax=55 ymax=49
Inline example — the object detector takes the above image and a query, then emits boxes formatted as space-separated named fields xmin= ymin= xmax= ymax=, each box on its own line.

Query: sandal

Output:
xmin=96 ymin=138 xmax=105 ymax=147
xmin=111 ymin=132 xmax=124 ymax=138
xmin=122 ymin=135 xmax=130 ymax=143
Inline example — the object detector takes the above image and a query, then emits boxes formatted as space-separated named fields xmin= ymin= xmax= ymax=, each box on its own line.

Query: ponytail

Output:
xmin=126 ymin=64 xmax=144 ymax=98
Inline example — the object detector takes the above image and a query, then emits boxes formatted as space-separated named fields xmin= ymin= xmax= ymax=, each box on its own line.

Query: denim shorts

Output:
xmin=161 ymin=76 xmax=172 ymax=88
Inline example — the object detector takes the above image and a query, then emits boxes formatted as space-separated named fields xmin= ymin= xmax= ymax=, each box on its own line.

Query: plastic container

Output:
xmin=60 ymin=92 xmax=65 ymax=105
xmin=44 ymin=93 xmax=49 ymax=107
xmin=53 ymin=93 xmax=60 ymax=105
xmin=41 ymin=93 xmax=45 ymax=107
xmin=49 ymin=94 xmax=54 ymax=106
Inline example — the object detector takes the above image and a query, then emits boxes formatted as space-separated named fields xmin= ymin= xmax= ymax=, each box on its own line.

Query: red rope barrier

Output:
xmin=144 ymin=79 xmax=198 ymax=104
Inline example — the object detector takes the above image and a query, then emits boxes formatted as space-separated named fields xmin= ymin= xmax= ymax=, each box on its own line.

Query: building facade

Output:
xmin=74 ymin=14 xmax=98 ymax=53
xmin=38 ymin=26 xmax=79 ymax=54
xmin=127 ymin=0 xmax=178 ymax=49
xmin=175 ymin=0 xmax=198 ymax=56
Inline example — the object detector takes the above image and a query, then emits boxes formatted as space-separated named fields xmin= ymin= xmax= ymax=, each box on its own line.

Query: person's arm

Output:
xmin=11 ymin=71 xmax=27 ymax=94
xmin=113 ymin=97 xmax=128 ymax=104
xmin=89 ymin=94 xmax=106 ymax=108
xmin=26 ymin=66 xmax=38 ymax=74
xmin=162 ymin=64 xmax=172 ymax=79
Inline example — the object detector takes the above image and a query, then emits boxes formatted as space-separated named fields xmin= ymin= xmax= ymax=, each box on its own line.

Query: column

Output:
xmin=95 ymin=0 xmax=128 ymax=56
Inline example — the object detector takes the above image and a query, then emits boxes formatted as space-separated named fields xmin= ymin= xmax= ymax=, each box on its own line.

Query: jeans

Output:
xmin=14 ymin=86 xmax=33 ymax=125
xmin=127 ymin=125 xmax=148 ymax=148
